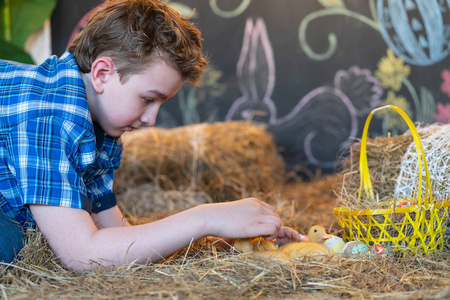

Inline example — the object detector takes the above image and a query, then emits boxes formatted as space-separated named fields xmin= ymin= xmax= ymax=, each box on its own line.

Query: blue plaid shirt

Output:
xmin=0 ymin=51 xmax=123 ymax=228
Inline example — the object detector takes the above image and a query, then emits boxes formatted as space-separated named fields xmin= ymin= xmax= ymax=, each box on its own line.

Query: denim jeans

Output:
xmin=0 ymin=210 xmax=24 ymax=263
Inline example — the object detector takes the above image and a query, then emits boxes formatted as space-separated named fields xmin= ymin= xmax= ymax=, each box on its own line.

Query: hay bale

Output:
xmin=337 ymin=125 xmax=440 ymax=209
xmin=117 ymin=183 xmax=212 ymax=217
xmin=114 ymin=121 xmax=285 ymax=203
xmin=338 ymin=133 xmax=414 ymax=209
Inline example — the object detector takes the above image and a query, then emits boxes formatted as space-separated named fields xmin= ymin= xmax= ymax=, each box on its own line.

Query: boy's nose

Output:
xmin=140 ymin=105 xmax=160 ymax=126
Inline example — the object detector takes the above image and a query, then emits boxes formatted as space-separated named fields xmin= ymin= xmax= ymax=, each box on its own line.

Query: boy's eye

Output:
xmin=143 ymin=98 xmax=154 ymax=104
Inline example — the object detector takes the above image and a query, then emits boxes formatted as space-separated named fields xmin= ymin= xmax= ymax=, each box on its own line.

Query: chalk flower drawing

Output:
xmin=201 ymin=66 xmax=227 ymax=97
xmin=177 ymin=64 xmax=227 ymax=125
xmin=375 ymin=49 xmax=411 ymax=92
xmin=434 ymin=102 xmax=450 ymax=124
xmin=440 ymin=68 xmax=450 ymax=98
xmin=377 ymin=91 xmax=412 ymax=131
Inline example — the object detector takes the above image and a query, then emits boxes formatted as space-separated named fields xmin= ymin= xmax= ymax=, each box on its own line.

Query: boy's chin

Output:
xmin=103 ymin=128 xmax=123 ymax=138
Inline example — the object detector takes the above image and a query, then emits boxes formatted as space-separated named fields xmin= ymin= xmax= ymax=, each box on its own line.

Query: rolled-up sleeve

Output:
xmin=79 ymin=130 xmax=122 ymax=213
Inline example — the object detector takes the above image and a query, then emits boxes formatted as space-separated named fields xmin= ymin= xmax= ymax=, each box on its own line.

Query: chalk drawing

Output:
xmin=299 ymin=0 xmax=379 ymax=61
xmin=226 ymin=18 xmax=382 ymax=169
xmin=299 ymin=0 xmax=450 ymax=66
xmin=225 ymin=18 xmax=277 ymax=124
xmin=378 ymin=0 xmax=450 ymax=66
xmin=209 ymin=0 xmax=251 ymax=18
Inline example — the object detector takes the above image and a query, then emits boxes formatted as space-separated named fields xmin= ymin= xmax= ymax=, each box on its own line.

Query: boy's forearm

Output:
xmin=30 ymin=204 xmax=213 ymax=273
xmin=88 ymin=205 xmax=209 ymax=266
xmin=31 ymin=198 xmax=282 ymax=273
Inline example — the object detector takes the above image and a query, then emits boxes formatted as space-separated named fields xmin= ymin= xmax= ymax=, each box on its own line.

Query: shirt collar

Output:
xmin=93 ymin=122 xmax=105 ymax=150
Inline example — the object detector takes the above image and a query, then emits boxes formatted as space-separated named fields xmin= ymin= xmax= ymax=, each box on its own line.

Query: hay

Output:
xmin=117 ymin=183 xmax=212 ymax=217
xmin=2 ymin=122 xmax=450 ymax=299
xmin=2 ymin=185 xmax=450 ymax=299
xmin=337 ymin=133 xmax=413 ymax=210
xmin=114 ymin=121 xmax=285 ymax=203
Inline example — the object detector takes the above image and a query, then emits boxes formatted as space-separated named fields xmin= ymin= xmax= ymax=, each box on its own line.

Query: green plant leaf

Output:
xmin=0 ymin=39 xmax=34 ymax=63
xmin=8 ymin=0 xmax=56 ymax=48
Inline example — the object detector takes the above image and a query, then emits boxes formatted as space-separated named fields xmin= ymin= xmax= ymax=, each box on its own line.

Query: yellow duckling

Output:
xmin=300 ymin=225 xmax=333 ymax=243
xmin=234 ymin=237 xmax=277 ymax=252
xmin=233 ymin=225 xmax=335 ymax=261
xmin=279 ymin=225 xmax=335 ymax=259
xmin=233 ymin=237 xmax=289 ymax=261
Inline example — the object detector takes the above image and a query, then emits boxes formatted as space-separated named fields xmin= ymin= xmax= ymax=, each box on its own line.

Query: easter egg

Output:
xmin=342 ymin=241 xmax=370 ymax=257
xmin=324 ymin=236 xmax=345 ymax=254
xmin=369 ymin=244 xmax=389 ymax=258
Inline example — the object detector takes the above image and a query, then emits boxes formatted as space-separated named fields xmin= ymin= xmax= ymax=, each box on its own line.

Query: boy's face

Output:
xmin=90 ymin=57 xmax=184 ymax=137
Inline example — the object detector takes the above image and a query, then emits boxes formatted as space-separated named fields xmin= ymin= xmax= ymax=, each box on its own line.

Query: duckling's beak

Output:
xmin=321 ymin=233 xmax=333 ymax=241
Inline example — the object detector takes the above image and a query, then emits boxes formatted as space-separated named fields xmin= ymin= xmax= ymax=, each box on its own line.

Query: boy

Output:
xmin=0 ymin=0 xmax=299 ymax=272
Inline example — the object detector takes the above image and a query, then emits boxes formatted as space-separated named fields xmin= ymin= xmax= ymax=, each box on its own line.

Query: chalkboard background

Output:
xmin=51 ymin=0 xmax=450 ymax=177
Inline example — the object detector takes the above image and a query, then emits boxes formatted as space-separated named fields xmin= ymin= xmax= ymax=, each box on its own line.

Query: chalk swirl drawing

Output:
xmin=226 ymin=18 xmax=382 ymax=169
xmin=300 ymin=0 xmax=450 ymax=66
xmin=299 ymin=0 xmax=380 ymax=61
xmin=209 ymin=0 xmax=251 ymax=18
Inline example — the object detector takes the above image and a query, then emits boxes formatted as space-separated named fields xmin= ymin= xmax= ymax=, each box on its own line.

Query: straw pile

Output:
xmin=114 ymin=121 xmax=285 ymax=206
xmin=2 ymin=122 xmax=450 ymax=299
xmin=337 ymin=133 xmax=414 ymax=209
xmin=2 ymin=176 xmax=450 ymax=299
xmin=117 ymin=183 xmax=213 ymax=217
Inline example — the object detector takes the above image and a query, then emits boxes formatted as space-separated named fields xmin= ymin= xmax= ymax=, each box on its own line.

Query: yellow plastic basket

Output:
xmin=333 ymin=105 xmax=450 ymax=255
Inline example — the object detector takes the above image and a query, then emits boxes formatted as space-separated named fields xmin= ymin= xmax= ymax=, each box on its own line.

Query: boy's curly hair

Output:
xmin=69 ymin=0 xmax=208 ymax=86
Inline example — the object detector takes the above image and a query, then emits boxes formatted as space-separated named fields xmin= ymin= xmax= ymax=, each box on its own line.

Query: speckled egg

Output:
xmin=342 ymin=241 xmax=370 ymax=257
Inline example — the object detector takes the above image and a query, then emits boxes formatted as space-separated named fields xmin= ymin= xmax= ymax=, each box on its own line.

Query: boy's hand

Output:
xmin=204 ymin=198 xmax=282 ymax=241
xmin=274 ymin=226 xmax=301 ymax=246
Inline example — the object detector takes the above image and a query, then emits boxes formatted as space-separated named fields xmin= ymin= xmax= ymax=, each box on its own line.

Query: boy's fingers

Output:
xmin=260 ymin=201 xmax=275 ymax=211
xmin=278 ymin=226 xmax=300 ymax=240
xmin=257 ymin=222 xmax=280 ymax=240
xmin=262 ymin=215 xmax=282 ymax=230
xmin=260 ymin=216 xmax=282 ymax=240
xmin=275 ymin=237 xmax=292 ymax=246
xmin=245 ymin=197 xmax=276 ymax=213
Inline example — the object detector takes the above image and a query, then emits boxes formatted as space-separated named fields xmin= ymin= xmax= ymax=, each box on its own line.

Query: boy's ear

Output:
xmin=90 ymin=57 xmax=115 ymax=94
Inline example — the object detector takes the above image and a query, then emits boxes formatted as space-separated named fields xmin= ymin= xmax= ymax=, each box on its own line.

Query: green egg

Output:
xmin=343 ymin=241 xmax=370 ymax=257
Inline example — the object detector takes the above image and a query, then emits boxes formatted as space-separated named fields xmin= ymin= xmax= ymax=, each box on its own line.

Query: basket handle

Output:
xmin=359 ymin=105 xmax=433 ymax=206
